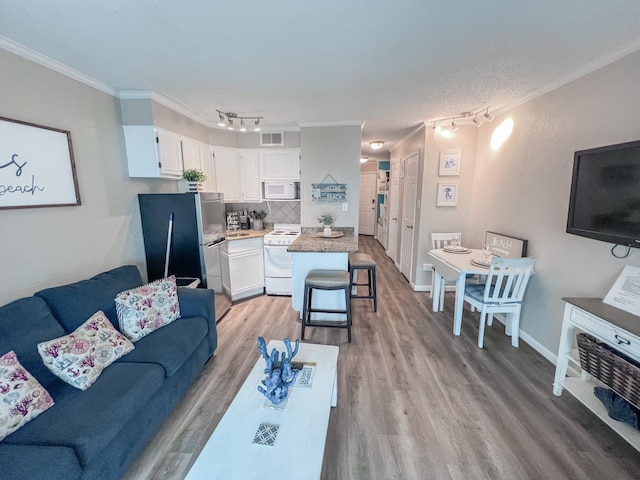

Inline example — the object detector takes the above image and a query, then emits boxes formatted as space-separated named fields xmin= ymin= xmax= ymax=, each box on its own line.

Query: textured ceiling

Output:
xmin=2 ymin=1 xmax=640 ymax=156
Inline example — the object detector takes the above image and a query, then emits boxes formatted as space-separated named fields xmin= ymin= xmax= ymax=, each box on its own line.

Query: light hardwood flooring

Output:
xmin=122 ymin=235 xmax=640 ymax=479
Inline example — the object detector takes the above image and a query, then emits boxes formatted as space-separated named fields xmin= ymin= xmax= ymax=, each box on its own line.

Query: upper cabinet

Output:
xmin=239 ymin=149 xmax=261 ymax=202
xmin=212 ymin=146 xmax=240 ymax=203
xmin=123 ymin=126 xmax=183 ymax=178
xmin=261 ymin=149 xmax=300 ymax=181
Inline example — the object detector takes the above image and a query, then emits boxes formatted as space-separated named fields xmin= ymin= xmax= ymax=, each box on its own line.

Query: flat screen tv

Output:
xmin=567 ymin=139 xmax=640 ymax=248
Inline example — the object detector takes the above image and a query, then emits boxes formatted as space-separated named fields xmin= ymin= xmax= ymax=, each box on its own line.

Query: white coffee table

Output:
xmin=185 ymin=340 xmax=339 ymax=480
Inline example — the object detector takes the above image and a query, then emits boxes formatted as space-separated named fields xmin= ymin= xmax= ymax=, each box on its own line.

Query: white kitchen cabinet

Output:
xmin=123 ymin=125 xmax=183 ymax=178
xmin=181 ymin=137 xmax=202 ymax=172
xmin=220 ymin=237 xmax=264 ymax=301
xmin=239 ymin=149 xmax=261 ymax=202
xmin=213 ymin=146 xmax=240 ymax=202
xmin=261 ymin=149 xmax=300 ymax=181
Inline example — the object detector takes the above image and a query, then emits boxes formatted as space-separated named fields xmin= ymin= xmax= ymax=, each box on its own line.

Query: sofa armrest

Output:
xmin=177 ymin=287 xmax=217 ymax=355
xmin=0 ymin=444 xmax=82 ymax=480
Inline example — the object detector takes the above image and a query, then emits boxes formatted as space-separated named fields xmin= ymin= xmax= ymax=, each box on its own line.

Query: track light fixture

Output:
xmin=216 ymin=110 xmax=263 ymax=133
xmin=430 ymin=107 xmax=494 ymax=134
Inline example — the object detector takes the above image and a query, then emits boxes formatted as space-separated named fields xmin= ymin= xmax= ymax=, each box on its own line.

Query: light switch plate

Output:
xmin=342 ymin=202 xmax=348 ymax=211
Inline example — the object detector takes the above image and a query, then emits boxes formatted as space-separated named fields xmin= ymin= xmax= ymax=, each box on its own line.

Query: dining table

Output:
xmin=427 ymin=247 xmax=491 ymax=336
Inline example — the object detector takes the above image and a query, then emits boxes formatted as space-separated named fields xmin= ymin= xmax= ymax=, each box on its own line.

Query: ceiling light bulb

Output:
xmin=239 ymin=118 xmax=246 ymax=132
xmin=433 ymin=123 xmax=441 ymax=132
xmin=370 ymin=140 xmax=385 ymax=150
xmin=484 ymin=110 xmax=494 ymax=122
xmin=473 ymin=115 xmax=482 ymax=127
xmin=451 ymin=120 xmax=459 ymax=132
xmin=217 ymin=113 xmax=226 ymax=127
xmin=360 ymin=157 xmax=369 ymax=164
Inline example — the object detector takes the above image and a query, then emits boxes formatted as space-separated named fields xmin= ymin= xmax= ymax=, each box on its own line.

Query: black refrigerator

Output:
xmin=138 ymin=192 xmax=230 ymax=321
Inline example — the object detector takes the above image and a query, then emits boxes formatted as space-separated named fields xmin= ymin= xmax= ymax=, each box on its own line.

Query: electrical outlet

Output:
xmin=342 ymin=202 xmax=348 ymax=211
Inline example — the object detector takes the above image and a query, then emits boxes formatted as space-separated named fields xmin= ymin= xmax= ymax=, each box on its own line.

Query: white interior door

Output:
xmin=400 ymin=152 xmax=418 ymax=280
xmin=359 ymin=172 xmax=377 ymax=235
xmin=387 ymin=159 xmax=401 ymax=265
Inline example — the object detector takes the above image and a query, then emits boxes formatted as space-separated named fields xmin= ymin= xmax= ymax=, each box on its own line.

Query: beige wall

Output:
xmin=300 ymin=125 xmax=362 ymax=230
xmin=0 ymin=49 xmax=175 ymax=306
xmin=470 ymin=49 xmax=640 ymax=358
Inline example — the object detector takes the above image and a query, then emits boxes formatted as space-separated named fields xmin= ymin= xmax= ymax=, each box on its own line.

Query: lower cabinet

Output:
xmin=220 ymin=237 xmax=264 ymax=301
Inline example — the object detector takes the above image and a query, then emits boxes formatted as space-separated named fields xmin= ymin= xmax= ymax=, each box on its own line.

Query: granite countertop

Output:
xmin=225 ymin=228 xmax=271 ymax=241
xmin=288 ymin=228 xmax=358 ymax=253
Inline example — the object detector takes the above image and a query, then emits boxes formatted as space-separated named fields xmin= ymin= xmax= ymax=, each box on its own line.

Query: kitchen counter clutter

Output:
xmin=288 ymin=228 xmax=358 ymax=253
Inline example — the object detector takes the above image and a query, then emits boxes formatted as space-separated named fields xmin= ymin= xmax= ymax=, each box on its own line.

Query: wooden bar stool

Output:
xmin=301 ymin=269 xmax=352 ymax=343
xmin=348 ymin=253 xmax=377 ymax=312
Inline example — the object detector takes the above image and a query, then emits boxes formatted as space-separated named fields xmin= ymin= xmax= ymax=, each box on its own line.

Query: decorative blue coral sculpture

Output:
xmin=257 ymin=337 xmax=300 ymax=404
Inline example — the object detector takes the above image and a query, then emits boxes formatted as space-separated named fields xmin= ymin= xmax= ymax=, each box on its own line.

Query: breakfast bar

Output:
xmin=288 ymin=228 xmax=358 ymax=320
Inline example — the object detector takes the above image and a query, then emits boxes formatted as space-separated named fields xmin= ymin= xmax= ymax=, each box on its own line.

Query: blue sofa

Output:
xmin=0 ymin=265 xmax=217 ymax=480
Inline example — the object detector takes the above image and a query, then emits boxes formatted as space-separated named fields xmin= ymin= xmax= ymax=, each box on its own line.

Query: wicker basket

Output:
xmin=577 ymin=333 xmax=640 ymax=409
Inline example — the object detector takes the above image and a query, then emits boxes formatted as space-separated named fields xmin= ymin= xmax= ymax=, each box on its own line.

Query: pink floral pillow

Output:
xmin=0 ymin=351 xmax=54 ymax=441
xmin=114 ymin=276 xmax=181 ymax=342
xmin=38 ymin=310 xmax=135 ymax=390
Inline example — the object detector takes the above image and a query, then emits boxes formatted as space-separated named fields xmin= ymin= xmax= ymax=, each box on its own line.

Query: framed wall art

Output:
xmin=436 ymin=182 xmax=459 ymax=207
xmin=0 ymin=116 xmax=80 ymax=209
xmin=438 ymin=151 xmax=461 ymax=176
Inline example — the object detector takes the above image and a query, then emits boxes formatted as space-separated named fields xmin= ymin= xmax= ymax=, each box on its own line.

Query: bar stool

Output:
xmin=348 ymin=253 xmax=377 ymax=312
xmin=301 ymin=269 xmax=352 ymax=343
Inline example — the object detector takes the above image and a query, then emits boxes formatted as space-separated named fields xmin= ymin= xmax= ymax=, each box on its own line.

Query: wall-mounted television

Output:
xmin=567 ymin=139 xmax=640 ymax=248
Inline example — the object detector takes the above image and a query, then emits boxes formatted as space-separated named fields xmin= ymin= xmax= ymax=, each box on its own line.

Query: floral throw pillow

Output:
xmin=0 ymin=351 xmax=54 ymax=441
xmin=114 ymin=275 xmax=181 ymax=342
xmin=38 ymin=310 xmax=135 ymax=390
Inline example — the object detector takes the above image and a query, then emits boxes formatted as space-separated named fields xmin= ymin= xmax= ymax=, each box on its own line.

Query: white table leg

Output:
xmin=553 ymin=321 xmax=575 ymax=395
xmin=453 ymin=274 xmax=465 ymax=336
xmin=432 ymin=270 xmax=442 ymax=312
xmin=331 ymin=370 xmax=337 ymax=407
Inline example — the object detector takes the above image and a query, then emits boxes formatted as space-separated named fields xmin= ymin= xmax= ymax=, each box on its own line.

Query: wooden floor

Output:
xmin=122 ymin=235 xmax=640 ymax=480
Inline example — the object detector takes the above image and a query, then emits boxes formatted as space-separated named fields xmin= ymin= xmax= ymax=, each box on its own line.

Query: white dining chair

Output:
xmin=462 ymin=256 xmax=536 ymax=348
xmin=430 ymin=232 xmax=462 ymax=311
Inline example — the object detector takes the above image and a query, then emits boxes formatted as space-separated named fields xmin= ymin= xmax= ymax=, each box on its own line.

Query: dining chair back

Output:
xmin=430 ymin=232 xmax=462 ymax=311
xmin=463 ymin=256 xmax=536 ymax=348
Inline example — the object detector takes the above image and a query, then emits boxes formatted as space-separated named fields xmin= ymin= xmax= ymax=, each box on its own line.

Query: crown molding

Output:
xmin=297 ymin=120 xmax=364 ymax=128
xmin=119 ymin=90 xmax=213 ymax=126
xmin=498 ymin=37 xmax=640 ymax=116
xmin=0 ymin=35 xmax=116 ymax=96
xmin=389 ymin=122 xmax=426 ymax=153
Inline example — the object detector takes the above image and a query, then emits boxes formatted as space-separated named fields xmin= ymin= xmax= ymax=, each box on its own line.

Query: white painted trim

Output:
xmin=297 ymin=120 xmax=364 ymax=128
xmin=490 ymin=313 xmax=558 ymax=365
xmin=390 ymin=123 xmax=426 ymax=152
xmin=412 ymin=283 xmax=429 ymax=292
xmin=0 ymin=35 xmax=115 ymax=96
xmin=496 ymin=37 xmax=640 ymax=116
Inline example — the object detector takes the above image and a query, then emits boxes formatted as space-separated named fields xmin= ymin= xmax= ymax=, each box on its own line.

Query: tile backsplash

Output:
xmin=226 ymin=201 xmax=300 ymax=227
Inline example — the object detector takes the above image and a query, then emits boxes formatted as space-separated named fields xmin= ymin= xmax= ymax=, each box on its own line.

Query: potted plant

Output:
xmin=317 ymin=213 xmax=335 ymax=236
xmin=178 ymin=169 xmax=207 ymax=192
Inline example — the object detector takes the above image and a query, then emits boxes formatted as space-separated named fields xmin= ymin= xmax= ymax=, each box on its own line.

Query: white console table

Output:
xmin=553 ymin=297 xmax=640 ymax=450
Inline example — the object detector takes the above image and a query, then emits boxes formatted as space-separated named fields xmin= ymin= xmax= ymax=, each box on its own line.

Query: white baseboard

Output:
xmin=490 ymin=314 xmax=557 ymax=365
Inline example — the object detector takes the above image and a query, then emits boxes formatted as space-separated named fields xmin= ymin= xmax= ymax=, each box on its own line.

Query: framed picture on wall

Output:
xmin=0 ymin=116 xmax=80 ymax=210
xmin=436 ymin=182 xmax=459 ymax=207
xmin=439 ymin=151 xmax=461 ymax=176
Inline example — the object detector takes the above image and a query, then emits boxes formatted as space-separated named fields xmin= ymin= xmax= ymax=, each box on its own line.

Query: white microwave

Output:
xmin=263 ymin=181 xmax=299 ymax=200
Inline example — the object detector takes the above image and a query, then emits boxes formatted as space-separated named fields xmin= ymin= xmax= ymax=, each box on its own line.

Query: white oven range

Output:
xmin=263 ymin=223 xmax=301 ymax=295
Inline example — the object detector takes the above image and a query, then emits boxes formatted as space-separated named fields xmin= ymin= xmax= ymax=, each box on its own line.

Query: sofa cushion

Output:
xmin=0 ymin=297 xmax=68 ymax=391
xmin=35 ymin=265 xmax=143 ymax=332
xmin=115 ymin=276 xmax=180 ymax=342
xmin=38 ymin=311 xmax=135 ymax=390
xmin=117 ymin=315 xmax=208 ymax=377
xmin=3 ymin=362 xmax=164 ymax=466
xmin=0 ymin=351 xmax=55 ymax=441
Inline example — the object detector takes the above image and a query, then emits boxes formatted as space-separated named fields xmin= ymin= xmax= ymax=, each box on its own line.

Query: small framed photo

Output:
xmin=439 ymin=151 xmax=461 ymax=176
xmin=436 ymin=182 xmax=459 ymax=207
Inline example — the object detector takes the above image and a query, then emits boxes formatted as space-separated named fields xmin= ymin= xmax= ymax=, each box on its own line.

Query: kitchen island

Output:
xmin=288 ymin=228 xmax=358 ymax=320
